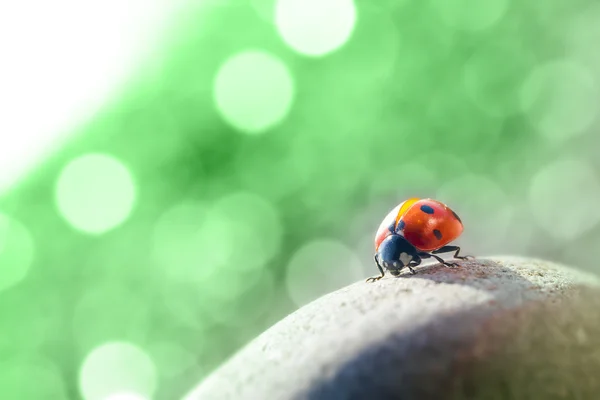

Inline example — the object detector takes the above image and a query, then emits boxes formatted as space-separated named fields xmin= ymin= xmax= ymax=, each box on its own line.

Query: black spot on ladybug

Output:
xmin=420 ymin=205 xmax=434 ymax=214
xmin=433 ymin=229 xmax=443 ymax=240
xmin=387 ymin=222 xmax=395 ymax=233
xmin=397 ymin=220 xmax=405 ymax=231
xmin=451 ymin=211 xmax=462 ymax=223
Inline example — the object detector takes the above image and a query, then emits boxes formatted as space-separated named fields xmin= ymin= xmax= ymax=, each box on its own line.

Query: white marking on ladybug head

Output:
xmin=399 ymin=252 xmax=412 ymax=266
xmin=392 ymin=261 xmax=399 ymax=268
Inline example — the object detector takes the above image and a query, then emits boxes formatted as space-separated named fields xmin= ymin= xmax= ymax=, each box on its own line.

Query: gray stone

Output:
xmin=182 ymin=257 xmax=600 ymax=400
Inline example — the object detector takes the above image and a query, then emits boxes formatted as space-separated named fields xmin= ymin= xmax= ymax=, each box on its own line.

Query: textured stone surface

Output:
xmin=182 ymin=257 xmax=600 ymax=400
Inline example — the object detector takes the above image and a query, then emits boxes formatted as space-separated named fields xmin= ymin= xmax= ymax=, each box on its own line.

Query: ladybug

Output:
xmin=367 ymin=198 xmax=473 ymax=282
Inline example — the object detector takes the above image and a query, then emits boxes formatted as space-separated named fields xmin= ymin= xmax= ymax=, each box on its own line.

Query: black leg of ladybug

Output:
xmin=366 ymin=254 xmax=385 ymax=282
xmin=406 ymin=255 xmax=422 ymax=275
xmin=418 ymin=252 xmax=459 ymax=268
xmin=431 ymin=245 xmax=474 ymax=260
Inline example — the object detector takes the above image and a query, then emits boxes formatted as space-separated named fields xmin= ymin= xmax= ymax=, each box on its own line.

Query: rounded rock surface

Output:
xmin=183 ymin=257 xmax=600 ymax=400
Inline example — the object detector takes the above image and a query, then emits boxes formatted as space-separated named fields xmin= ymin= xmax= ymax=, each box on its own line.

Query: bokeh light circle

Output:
xmin=55 ymin=153 xmax=136 ymax=234
xmin=275 ymin=0 xmax=357 ymax=57
xmin=79 ymin=341 xmax=157 ymax=400
xmin=0 ymin=212 xmax=35 ymax=292
xmin=519 ymin=60 xmax=598 ymax=142
xmin=285 ymin=239 xmax=363 ymax=307
xmin=430 ymin=0 xmax=508 ymax=31
xmin=529 ymin=158 xmax=600 ymax=241
xmin=214 ymin=49 xmax=294 ymax=133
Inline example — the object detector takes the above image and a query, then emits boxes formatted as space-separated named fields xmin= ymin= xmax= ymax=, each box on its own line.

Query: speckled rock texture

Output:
xmin=183 ymin=257 xmax=600 ymax=400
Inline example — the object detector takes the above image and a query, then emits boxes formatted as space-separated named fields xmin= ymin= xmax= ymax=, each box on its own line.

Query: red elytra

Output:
xmin=374 ymin=198 xmax=463 ymax=252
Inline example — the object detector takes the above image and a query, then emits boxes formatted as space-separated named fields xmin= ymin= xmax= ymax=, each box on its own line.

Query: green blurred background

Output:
xmin=1 ymin=0 xmax=600 ymax=399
